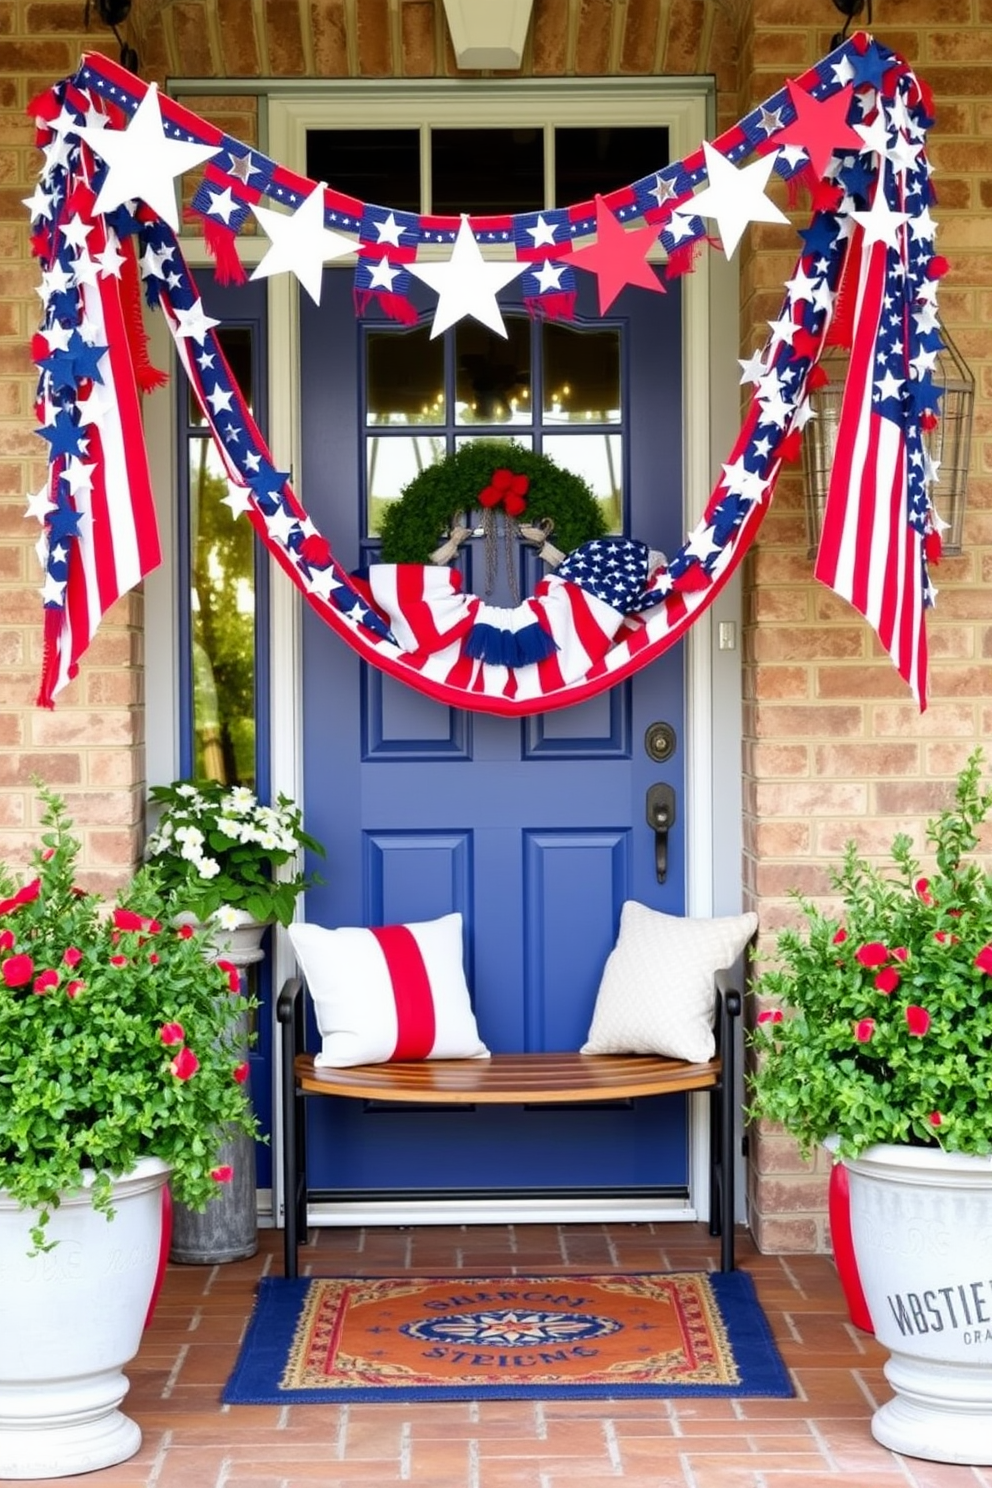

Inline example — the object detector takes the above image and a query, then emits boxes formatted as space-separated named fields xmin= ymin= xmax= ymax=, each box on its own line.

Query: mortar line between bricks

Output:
xmin=852 ymin=1367 xmax=880 ymax=1410
xmin=335 ymin=1401 xmax=350 ymax=1458
xmin=781 ymin=1310 xmax=803 ymax=1342
xmin=806 ymin=1417 xmax=839 ymax=1472
xmin=160 ymin=1344 xmax=188 ymax=1399
xmin=146 ymin=1429 xmax=172 ymax=1488
xmin=602 ymin=1417 xmax=622 ymax=1471
xmin=893 ymin=1448 xmax=923 ymax=1486
xmin=778 ymin=1257 xmax=809 ymax=1297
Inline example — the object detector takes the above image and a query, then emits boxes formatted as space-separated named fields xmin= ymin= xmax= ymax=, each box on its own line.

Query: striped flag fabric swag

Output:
xmin=25 ymin=32 xmax=948 ymax=714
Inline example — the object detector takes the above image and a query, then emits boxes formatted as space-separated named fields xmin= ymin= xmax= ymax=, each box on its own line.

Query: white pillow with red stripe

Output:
xmin=288 ymin=912 xmax=490 ymax=1068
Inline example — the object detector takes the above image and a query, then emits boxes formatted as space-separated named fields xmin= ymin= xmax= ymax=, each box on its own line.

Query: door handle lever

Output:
xmin=645 ymin=782 xmax=677 ymax=884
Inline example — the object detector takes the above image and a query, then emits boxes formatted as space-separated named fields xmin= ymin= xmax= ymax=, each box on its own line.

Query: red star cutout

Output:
xmin=773 ymin=80 xmax=864 ymax=182
xmin=569 ymin=195 xmax=665 ymax=314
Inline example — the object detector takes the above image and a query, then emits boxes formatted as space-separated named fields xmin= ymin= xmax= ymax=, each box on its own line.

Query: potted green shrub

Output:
xmin=749 ymin=749 xmax=992 ymax=1466
xmin=0 ymin=785 xmax=259 ymax=1478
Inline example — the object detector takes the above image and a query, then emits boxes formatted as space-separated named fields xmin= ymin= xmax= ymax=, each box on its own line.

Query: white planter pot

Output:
xmin=175 ymin=908 xmax=270 ymax=968
xmin=0 ymin=1157 xmax=170 ymax=1480
xmin=844 ymin=1142 xmax=992 ymax=1465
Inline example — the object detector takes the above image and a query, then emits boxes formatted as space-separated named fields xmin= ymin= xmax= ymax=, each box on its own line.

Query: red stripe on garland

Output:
xmin=370 ymin=924 xmax=436 ymax=1060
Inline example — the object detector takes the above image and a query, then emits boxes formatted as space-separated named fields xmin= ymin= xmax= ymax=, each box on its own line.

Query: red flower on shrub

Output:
xmin=63 ymin=946 xmax=82 ymax=968
xmin=975 ymin=944 xmax=992 ymax=977
xmin=0 ymin=930 xmax=13 ymax=951
xmin=233 ymin=1061 xmax=250 ymax=1083
xmin=906 ymin=1005 xmax=931 ymax=1037
xmin=211 ymin=1165 xmax=233 ymax=1183
xmin=0 ymin=880 xmax=41 ymax=916
xmin=2 ymin=954 xmax=34 ymax=987
xmin=113 ymin=909 xmax=146 ymax=931
xmin=892 ymin=946 xmax=909 ymax=962
xmin=216 ymin=959 xmax=240 ymax=993
xmin=915 ymin=877 xmax=934 ymax=905
xmin=874 ymin=967 xmax=901 ymax=994
xmin=66 ymin=980 xmax=84 ymax=999
xmin=169 ymin=1047 xmax=199 ymax=1080
xmin=929 ymin=1111 xmax=943 ymax=1127
xmin=177 ymin=924 xmax=195 ymax=940
xmin=855 ymin=942 xmax=889 ymax=968
xmin=160 ymin=1022 xmax=185 ymax=1046
xmin=832 ymin=927 xmax=847 ymax=945
xmin=934 ymin=930 xmax=959 ymax=946
xmin=33 ymin=969 xmax=59 ymax=995
xmin=854 ymin=1018 xmax=875 ymax=1043
xmin=756 ymin=1009 xmax=783 ymax=1025
xmin=109 ymin=954 xmax=128 ymax=968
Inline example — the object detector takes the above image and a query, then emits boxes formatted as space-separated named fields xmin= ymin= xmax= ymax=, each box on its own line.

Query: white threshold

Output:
xmin=301 ymin=1196 xmax=697 ymax=1227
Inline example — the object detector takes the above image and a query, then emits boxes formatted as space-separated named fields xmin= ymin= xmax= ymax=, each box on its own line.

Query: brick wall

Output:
xmin=1 ymin=0 xmax=988 ymax=1247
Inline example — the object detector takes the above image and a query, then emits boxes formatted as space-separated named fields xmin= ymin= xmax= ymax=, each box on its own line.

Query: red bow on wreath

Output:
xmin=478 ymin=468 xmax=529 ymax=519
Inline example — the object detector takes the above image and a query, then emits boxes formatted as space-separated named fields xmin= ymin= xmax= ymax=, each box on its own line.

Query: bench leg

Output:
xmin=281 ymin=1007 xmax=300 ymax=1280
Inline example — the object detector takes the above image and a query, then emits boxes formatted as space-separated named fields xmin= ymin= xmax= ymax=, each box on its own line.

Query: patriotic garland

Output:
xmin=25 ymin=32 xmax=948 ymax=713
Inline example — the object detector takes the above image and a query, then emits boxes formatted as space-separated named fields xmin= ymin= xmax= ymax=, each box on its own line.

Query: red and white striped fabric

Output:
xmin=288 ymin=912 xmax=491 ymax=1067
xmin=813 ymin=237 xmax=927 ymax=707
xmin=38 ymin=230 xmax=161 ymax=706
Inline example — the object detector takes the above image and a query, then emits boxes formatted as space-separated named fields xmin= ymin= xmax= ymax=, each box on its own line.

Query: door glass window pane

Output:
xmin=306 ymin=129 xmax=420 ymax=213
xmin=187 ymin=438 xmax=257 ymax=784
xmin=431 ymin=128 xmax=543 ymax=215
xmin=554 ymin=126 xmax=669 ymax=206
xmin=542 ymin=433 xmax=623 ymax=533
xmin=367 ymin=326 xmax=445 ymax=426
xmin=542 ymin=323 xmax=621 ymax=424
xmin=455 ymin=319 xmax=532 ymax=426
xmin=367 ymin=434 xmax=446 ymax=536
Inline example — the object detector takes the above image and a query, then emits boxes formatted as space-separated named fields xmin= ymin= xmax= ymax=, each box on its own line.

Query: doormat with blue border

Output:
xmin=222 ymin=1270 xmax=793 ymax=1402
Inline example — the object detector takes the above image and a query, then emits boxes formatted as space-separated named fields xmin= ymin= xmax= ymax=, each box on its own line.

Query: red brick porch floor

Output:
xmin=30 ymin=1222 xmax=992 ymax=1488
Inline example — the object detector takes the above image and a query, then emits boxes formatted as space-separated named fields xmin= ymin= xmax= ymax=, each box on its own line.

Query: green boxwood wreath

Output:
xmin=378 ymin=440 xmax=609 ymax=566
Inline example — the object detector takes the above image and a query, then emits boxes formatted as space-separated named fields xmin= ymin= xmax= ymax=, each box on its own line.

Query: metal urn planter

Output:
xmin=168 ymin=911 xmax=267 ymax=1265
xmin=844 ymin=1143 xmax=992 ymax=1465
xmin=0 ymin=1158 xmax=170 ymax=1479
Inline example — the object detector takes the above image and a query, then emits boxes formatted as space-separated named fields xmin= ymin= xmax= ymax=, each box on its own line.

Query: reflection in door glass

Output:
xmin=455 ymin=319 xmax=531 ymax=425
xmin=188 ymin=437 xmax=256 ymax=785
xmin=367 ymin=326 xmax=445 ymax=426
xmin=542 ymin=322 xmax=621 ymax=424
xmin=543 ymin=433 xmax=623 ymax=534
xmin=367 ymin=435 xmax=445 ymax=535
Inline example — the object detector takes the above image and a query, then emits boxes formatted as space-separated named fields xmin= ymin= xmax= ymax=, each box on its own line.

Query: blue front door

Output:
xmin=298 ymin=268 xmax=688 ymax=1204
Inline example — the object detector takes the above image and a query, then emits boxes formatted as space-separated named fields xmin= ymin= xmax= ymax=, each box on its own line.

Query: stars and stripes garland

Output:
xmin=25 ymin=32 xmax=948 ymax=713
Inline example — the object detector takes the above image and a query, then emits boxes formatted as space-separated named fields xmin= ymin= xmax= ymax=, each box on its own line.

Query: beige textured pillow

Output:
xmin=581 ymin=901 xmax=758 ymax=1063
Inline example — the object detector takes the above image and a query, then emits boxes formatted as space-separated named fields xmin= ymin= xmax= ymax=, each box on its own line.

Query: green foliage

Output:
xmin=146 ymin=780 xmax=326 ymax=928
xmin=0 ymin=787 xmax=262 ymax=1250
xmin=749 ymin=750 xmax=992 ymax=1160
xmin=379 ymin=439 xmax=608 ymax=565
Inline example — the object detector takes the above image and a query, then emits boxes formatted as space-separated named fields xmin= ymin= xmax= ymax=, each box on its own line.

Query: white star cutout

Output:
xmin=77 ymin=83 xmax=219 ymax=233
xmin=407 ymin=216 xmax=524 ymax=339
xmin=250 ymin=184 xmax=355 ymax=305
xmin=685 ymin=141 xmax=789 ymax=259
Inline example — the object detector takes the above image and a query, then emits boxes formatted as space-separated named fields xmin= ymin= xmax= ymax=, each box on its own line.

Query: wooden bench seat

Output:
xmin=277 ymin=973 xmax=742 ymax=1278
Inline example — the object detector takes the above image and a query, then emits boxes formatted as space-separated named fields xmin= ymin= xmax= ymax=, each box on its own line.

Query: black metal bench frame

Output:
xmin=276 ymin=972 xmax=742 ymax=1278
